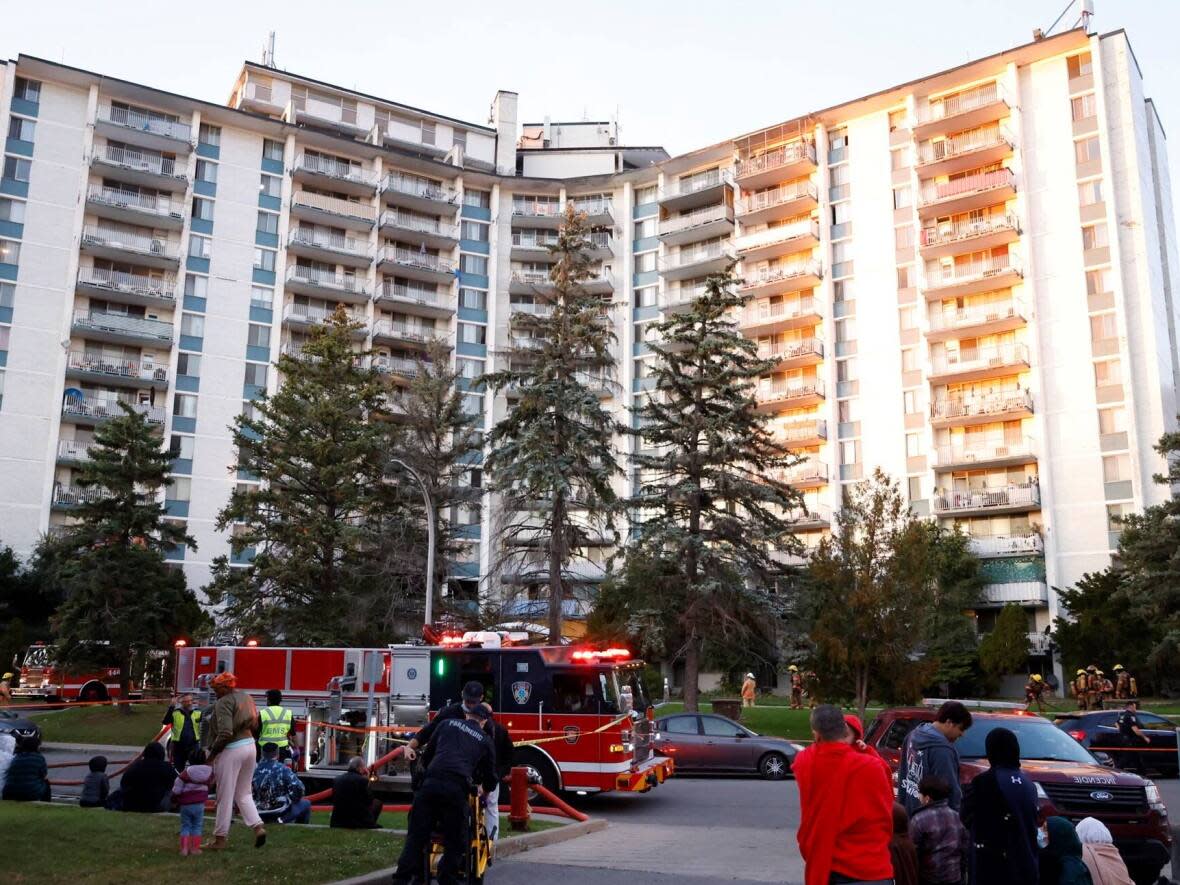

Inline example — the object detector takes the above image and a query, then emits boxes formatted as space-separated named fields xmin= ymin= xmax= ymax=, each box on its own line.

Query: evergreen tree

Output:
xmin=0 ymin=538 xmax=68 ymax=676
xmin=978 ymin=604 xmax=1031 ymax=688
xmin=481 ymin=205 xmax=621 ymax=641
xmin=1053 ymin=569 xmax=1152 ymax=689
xmin=207 ymin=308 xmax=401 ymax=643
xmin=49 ymin=403 xmax=202 ymax=707
xmin=923 ymin=524 xmax=986 ymax=692
xmin=624 ymin=266 xmax=804 ymax=712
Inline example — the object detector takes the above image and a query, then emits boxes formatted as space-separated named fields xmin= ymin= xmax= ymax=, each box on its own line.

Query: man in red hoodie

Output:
xmin=795 ymin=704 xmax=894 ymax=885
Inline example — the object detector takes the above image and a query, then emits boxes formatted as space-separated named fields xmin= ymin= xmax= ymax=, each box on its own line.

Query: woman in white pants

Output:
xmin=205 ymin=671 xmax=267 ymax=849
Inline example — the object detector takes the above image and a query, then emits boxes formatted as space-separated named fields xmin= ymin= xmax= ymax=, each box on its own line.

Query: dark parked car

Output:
xmin=1054 ymin=710 xmax=1179 ymax=778
xmin=0 ymin=710 xmax=40 ymax=743
xmin=653 ymin=712 xmax=802 ymax=779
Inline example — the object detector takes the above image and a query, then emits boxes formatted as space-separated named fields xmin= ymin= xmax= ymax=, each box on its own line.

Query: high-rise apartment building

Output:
xmin=0 ymin=27 xmax=1175 ymax=662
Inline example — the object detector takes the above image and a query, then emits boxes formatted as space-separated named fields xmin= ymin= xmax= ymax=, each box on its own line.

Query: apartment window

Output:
xmin=184 ymin=275 xmax=208 ymax=299
xmin=176 ymin=353 xmax=201 ymax=376
xmin=167 ymin=477 xmax=192 ymax=503
xmin=1068 ymin=52 xmax=1093 ymax=79
xmin=829 ymin=164 xmax=850 ymax=201
xmin=460 ymin=254 xmax=487 ymax=275
xmin=903 ymin=390 xmax=919 ymax=414
xmin=1075 ymin=136 xmax=1101 ymax=164
xmin=1094 ymin=358 xmax=1122 ymax=386
xmin=180 ymin=313 xmax=205 ymax=338
xmin=905 ymin=433 xmax=921 ymax=457
xmin=461 ymin=220 xmax=489 ymax=242
xmin=456 ymin=357 xmax=483 ymax=379
xmin=461 ymin=393 xmax=482 ymax=416
xmin=633 ymin=251 xmax=658 ymax=274
xmin=1090 ymin=313 xmax=1118 ymax=343
xmin=1071 ymin=93 xmax=1097 ymax=122
xmin=635 ymin=287 xmax=658 ymax=308
xmin=840 ymin=440 xmax=858 ymax=466
xmin=256 ymin=211 xmax=279 ymax=235
xmin=832 ymin=201 xmax=852 ymax=226
xmin=173 ymin=393 xmax=198 ymax=418
xmin=834 ymin=279 xmax=857 ymax=302
xmin=889 ymin=109 xmax=908 ymax=131
xmin=195 ymin=159 xmax=218 ymax=184
xmin=188 ymin=234 xmax=211 ymax=259
xmin=892 ymin=186 xmax=912 ymax=210
xmin=908 ymin=476 xmax=923 ymax=502
xmin=1103 ymin=454 xmax=1131 ymax=483
xmin=897 ymin=265 xmax=915 ymax=289
xmin=894 ymin=226 xmax=915 ymax=249
xmin=828 ymin=129 xmax=849 ymax=160
xmin=3 ymin=157 xmax=31 ymax=182
xmin=420 ymin=121 xmax=436 ymax=146
xmin=1086 ymin=268 xmax=1111 ymax=295
xmin=837 ymin=357 xmax=858 ymax=383
xmin=838 ymin=399 xmax=859 ymax=423
xmin=0 ymin=327 xmax=9 ymax=349
xmin=0 ymin=239 xmax=20 ymax=264
xmin=191 ymin=197 xmax=215 ymax=221
xmin=462 ymin=188 xmax=490 ymax=208
xmin=831 ymin=240 xmax=852 ymax=266
xmin=899 ymin=305 xmax=918 ymax=330
xmin=459 ymin=288 xmax=487 ymax=311
xmin=0 ymin=198 xmax=26 ymax=224
xmin=169 ymin=434 xmax=196 ymax=460
xmin=262 ymin=139 xmax=284 ymax=162
xmin=634 ymin=217 xmax=657 ymax=240
xmin=260 ymin=174 xmax=282 ymax=197
xmin=900 ymin=347 xmax=918 ymax=372
xmin=253 ymin=248 xmax=276 ymax=272
xmin=13 ymin=78 xmax=40 ymax=103
xmin=7 ymin=118 xmax=35 ymax=143
xmin=1098 ymin=406 xmax=1127 ymax=434
xmin=198 ymin=123 xmax=221 ymax=146
xmin=1082 ymin=223 xmax=1109 ymax=251
xmin=0 ymin=282 xmax=13 ymax=309
xmin=635 ymin=185 xmax=657 ymax=206
xmin=247 ymin=323 xmax=270 ymax=348
xmin=1078 ymin=179 xmax=1103 ymax=206
xmin=244 ymin=363 xmax=268 ymax=388
xmin=453 ymin=130 xmax=467 ymax=153
xmin=250 ymin=285 xmax=273 ymax=308
xmin=1107 ymin=503 xmax=1130 ymax=530
xmin=458 ymin=322 xmax=486 ymax=345
xmin=835 ymin=317 xmax=856 ymax=343
xmin=890 ymin=146 xmax=911 ymax=170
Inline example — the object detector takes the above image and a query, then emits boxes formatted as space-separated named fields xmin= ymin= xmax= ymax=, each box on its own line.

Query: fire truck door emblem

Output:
xmin=511 ymin=681 xmax=532 ymax=705
xmin=563 ymin=726 xmax=581 ymax=744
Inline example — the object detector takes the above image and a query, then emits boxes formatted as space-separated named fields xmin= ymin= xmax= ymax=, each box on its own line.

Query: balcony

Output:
xmin=281 ymin=303 xmax=368 ymax=336
xmin=62 ymin=395 xmax=165 ymax=427
xmin=918 ymin=168 xmax=1016 ymax=219
xmin=72 ymin=310 xmax=174 ymax=346
xmin=374 ymin=280 xmax=454 ymax=319
xmin=658 ymin=169 xmax=734 ymax=213
xmin=735 ymin=142 xmax=817 ymax=191
xmin=739 ymin=259 xmax=823 ymax=298
xmin=737 ymin=219 xmax=820 ymax=263
xmin=757 ymin=337 xmax=824 ymax=370
xmin=295 ymin=96 xmax=369 ymax=136
xmin=785 ymin=503 xmax=832 ymax=532
xmin=933 ymin=480 xmax=1040 ymax=516
xmin=756 ymin=379 xmax=826 ymax=412
xmin=375 ymin=247 xmax=456 ymax=285
xmin=381 ymin=174 xmax=458 ymax=215
xmin=292 ymin=154 xmax=377 ymax=196
xmin=914 ymin=83 xmax=1010 ymax=139
xmin=51 ymin=485 xmax=111 ymax=510
xmin=968 ymin=533 xmax=1044 ymax=558
xmin=778 ymin=458 xmax=829 ymax=490
xmin=569 ymin=197 xmax=614 ymax=226
xmin=923 ymin=253 xmax=1022 ymax=300
xmin=290 ymin=191 xmax=377 ymax=231
xmin=284 ymin=266 xmax=371 ymax=305
xmin=977 ymin=580 xmax=1049 ymax=608
xmin=930 ymin=390 xmax=1034 ymax=428
xmin=509 ymin=268 xmax=613 ymax=296
xmin=287 ymin=228 xmax=373 ymax=267
xmin=95 ymin=105 xmax=192 ymax=153
xmin=65 ymin=351 xmax=168 ymax=390
xmin=238 ymin=80 xmax=284 ymax=115
xmin=919 ymin=215 xmax=1021 ymax=260
xmin=927 ymin=300 xmax=1027 ymax=342
xmin=91 ymin=143 xmax=189 ymax=192
xmin=658 ymin=204 xmax=735 ymax=247
xmin=658 ymin=243 xmax=736 ymax=281
xmin=916 ymin=125 xmax=1014 ymax=177
xmin=378 ymin=210 xmax=458 ymax=250
xmin=85 ymin=185 xmax=185 ymax=230
xmin=929 ymin=343 xmax=1030 ymax=384
xmin=935 ymin=441 xmax=1037 ymax=472
xmin=76 ymin=267 xmax=177 ymax=308
xmin=737 ymin=181 xmax=819 ymax=226
xmin=79 ymin=226 xmax=179 ymax=270
xmin=56 ymin=439 xmax=93 ymax=465
xmin=372 ymin=354 xmax=423 ymax=384
xmin=511 ymin=201 xmax=564 ymax=229
xmin=740 ymin=296 xmax=822 ymax=337
xmin=510 ymin=232 xmax=559 ymax=262
xmin=777 ymin=419 xmax=828 ymax=449
xmin=371 ymin=320 xmax=447 ymax=349
xmin=660 ymin=281 xmax=709 ymax=314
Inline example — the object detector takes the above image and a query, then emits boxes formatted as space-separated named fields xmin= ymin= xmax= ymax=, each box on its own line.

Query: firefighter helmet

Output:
xmin=1031 ymin=674 xmax=1043 ymax=682
xmin=1077 ymin=669 xmax=1087 ymax=676
xmin=788 ymin=665 xmax=799 ymax=672
xmin=1113 ymin=664 xmax=1124 ymax=671
xmin=1 ymin=672 xmax=11 ymax=681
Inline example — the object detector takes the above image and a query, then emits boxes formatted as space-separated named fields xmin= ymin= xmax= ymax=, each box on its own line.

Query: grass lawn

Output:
xmin=32 ymin=703 xmax=171 ymax=747
xmin=1 ymin=802 xmax=402 ymax=884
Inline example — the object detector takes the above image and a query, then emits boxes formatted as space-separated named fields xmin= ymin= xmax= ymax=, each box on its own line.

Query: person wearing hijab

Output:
xmin=1075 ymin=817 xmax=1132 ymax=885
xmin=889 ymin=801 xmax=919 ymax=885
xmin=1041 ymin=816 xmax=1095 ymax=885
xmin=961 ymin=726 xmax=1039 ymax=885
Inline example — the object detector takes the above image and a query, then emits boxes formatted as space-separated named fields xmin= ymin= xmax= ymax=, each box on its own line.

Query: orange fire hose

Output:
xmin=47 ymin=724 xmax=171 ymax=786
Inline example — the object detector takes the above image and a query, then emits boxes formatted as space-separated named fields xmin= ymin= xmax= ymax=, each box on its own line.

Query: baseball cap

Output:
xmin=462 ymin=681 xmax=485 ymax=703
xmin=467 ymin=704 xmax=490 ymax=720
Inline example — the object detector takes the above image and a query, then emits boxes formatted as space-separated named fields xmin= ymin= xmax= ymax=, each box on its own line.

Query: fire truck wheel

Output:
xmin=78 ymin=682 xmax=108 ymax=703
xmin=508 ymin=748 xmax=559 ymax=800
xmin=759 ymin=751 xmax=789 ymax=781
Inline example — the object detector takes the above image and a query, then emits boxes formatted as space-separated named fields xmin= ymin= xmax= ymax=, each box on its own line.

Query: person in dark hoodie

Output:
xmin=961 ymin=726 xmax=1040 ymax=885
xmin=890 ymin=801 xmax=919 ymax=885
xmin=79 ymin=755 xmax=110 ymax=808
xmin=119 ymin=742 xmax=177 ymax=813
xmin=898 ymin=701 xmax=973 ymax=816
xmin=1041 ymin=816 xmax=1095 ymax=885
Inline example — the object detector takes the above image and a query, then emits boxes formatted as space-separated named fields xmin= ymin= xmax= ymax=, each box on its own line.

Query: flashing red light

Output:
xmin=571 ymin=647 xmax=633 ymax=663
xmin=173 ymin=639 xmax=187 ymax=648
xmin=245 ymin=639 xmax=259 ymax=648
xmin=439 ymin=634 xmax=466 ymax=647
xmin=1068 ymin=730 xmax=1087 ymax=742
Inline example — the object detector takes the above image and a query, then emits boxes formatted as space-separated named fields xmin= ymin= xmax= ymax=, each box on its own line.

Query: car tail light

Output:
xmin=1067 ymin=730 xmax=1086 ymax=742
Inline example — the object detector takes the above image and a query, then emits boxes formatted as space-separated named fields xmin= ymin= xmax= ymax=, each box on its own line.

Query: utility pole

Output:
xmin=389 ymin=457 xmax=436 ymax=627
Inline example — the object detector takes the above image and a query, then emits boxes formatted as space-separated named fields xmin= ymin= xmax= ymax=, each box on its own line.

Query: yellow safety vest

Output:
xmin=258 ymin=705 xmax=292 ymax=747
xmin=170 ymin=708 xmax=201 ymax=743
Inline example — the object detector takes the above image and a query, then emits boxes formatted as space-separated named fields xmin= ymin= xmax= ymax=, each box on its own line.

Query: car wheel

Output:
xmin=759 ymin=751 xmax=789 ymax=780
xmin=78 ymin=683 xmax=107 ymax=703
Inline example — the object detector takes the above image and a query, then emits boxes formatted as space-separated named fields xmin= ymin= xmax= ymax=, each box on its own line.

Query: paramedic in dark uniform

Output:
xmin=391 ymin=705 xmax=497 ymax=885
xmin=1117 ymin=699 xmax=1148 ymax=775
xmin=404 ymin=680 xmax=486 ymax=788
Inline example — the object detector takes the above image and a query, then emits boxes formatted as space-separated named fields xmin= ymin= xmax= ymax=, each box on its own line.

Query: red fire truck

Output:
xmin=174 ymin=634 xmax=674 ymax=795
xmin=11 ymin=643 xmax=135 ymax=703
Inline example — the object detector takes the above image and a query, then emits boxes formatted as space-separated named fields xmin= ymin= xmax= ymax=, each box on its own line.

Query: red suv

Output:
xmin=865 ymin=707 xmax=1171 ymax=885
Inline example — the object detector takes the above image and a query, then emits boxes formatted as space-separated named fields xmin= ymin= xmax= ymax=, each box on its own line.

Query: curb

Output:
xmin=330 ymin=818 xmax=608 ymax=885
xmin=43 ymin=742 xmax=145 ymax=754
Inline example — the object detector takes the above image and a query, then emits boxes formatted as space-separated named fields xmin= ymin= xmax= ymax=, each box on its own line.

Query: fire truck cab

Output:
xmin=11 ymin=643 xmax=129 ymax=703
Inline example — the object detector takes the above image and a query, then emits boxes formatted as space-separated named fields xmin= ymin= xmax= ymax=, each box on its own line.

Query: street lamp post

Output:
xmin=389 ymin=457 xmax=435 ymax=627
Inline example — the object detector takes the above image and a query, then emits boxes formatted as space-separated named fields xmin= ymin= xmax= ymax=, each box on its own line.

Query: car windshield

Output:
xmin=957 ymin=718 xmax=1098 ymax=764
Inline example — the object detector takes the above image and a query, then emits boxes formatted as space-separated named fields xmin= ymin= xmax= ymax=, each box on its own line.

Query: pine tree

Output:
xmin=207 ymin=308 xmax=401 ymax=643
xmin=481 ymin=205 xmax=621 ymax=642
xmin=624 ymin=266 xmax=805 ymax=712
xmin=979 ymin=603 xmax=1031 ymax=687
xmin=49 ymin=403 xmax=202 ymax=707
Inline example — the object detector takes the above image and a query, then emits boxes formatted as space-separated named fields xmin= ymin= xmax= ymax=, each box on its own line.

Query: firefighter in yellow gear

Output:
xmin=1113 ymin=664 xmax=1138 ymax=699
xmin=258 ymin=688 xmax=295 ymax=761
xmin=788 ymin=666 xmax=804 ymax=709
xmin=0 ymin=672 xmax=12 ymax=706
xmin=1100 ymin=671 xmax=1114 ymax=708
xmin=1086 ymin=665 xmax=1104 ymax=710
xmin=1072 ymin=669 xmax=1090 ymax=710
xmin=1024 ymin=674 xmax=1049 ymax=712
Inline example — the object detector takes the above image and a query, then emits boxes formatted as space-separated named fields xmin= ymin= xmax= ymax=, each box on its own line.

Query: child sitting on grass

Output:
xmin=79 ymin=755 xmax=109 ymax=808
xmin=171 ymin=748 xmax=213 ymax=856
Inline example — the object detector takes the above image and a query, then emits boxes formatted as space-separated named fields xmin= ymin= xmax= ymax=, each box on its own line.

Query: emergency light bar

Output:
xmin=571 ymin=648 xmax=632 ymax=662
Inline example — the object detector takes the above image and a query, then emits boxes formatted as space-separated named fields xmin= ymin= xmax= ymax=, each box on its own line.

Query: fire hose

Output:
xmin=48 ymin=723 xmax=172 ymax=786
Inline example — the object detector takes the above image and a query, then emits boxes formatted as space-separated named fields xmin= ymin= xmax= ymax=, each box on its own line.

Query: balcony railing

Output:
xmin=512 ymin=233 xmax=559 ymax=250
xmin=968 ymin=533 xmax=1044 ymax=557
xmin=659 ymin=243 xmax=735 ymax=271
xmin=661 ymin=204 xmax=733 ymax=236
xmin=77 ymin=267 xmax=177 ymax=302
xmin=931 ymin=343 xmax=1029 ymax=375
xmin=62 ymin=395 xmax=165 ymax=424
xmin=925 ymin=252 xmax=1019 ymax=289
xmin=780 ymin=458 xmax=829 ymax=486
xmin=778 ymin=419 xmax=828 ymax=444
xmin=81 ymin=225 xmax=178 ymax=260
xmin=758 ymin=379 xmax=825 ymax=403
xmin=97 ymin=105 xmax=191 ymax=142
xmin=72 ymin=310 xmax=174 ymax=342
xmin=291 ymin=191 xmax=377 ymax=222
xmin=377 ymin=280 xmax=442 ymax=305
xmin=978 ymin=581 xmax=1050 ymax=607
xmin=288 ymin=228 xmax=372 ymax=258
xmin=66 ymin=351 xmax=166 ymax=383
xmin=664 ymin=169 xmax=733 ymax=198
xmin=57 ymin=439 xmax=93 ymax=462
xmin=737 ymin=219 xmax=819 ymax=253
xmin=917 ymin=125 xmax=1012 ymax=165
xmin=740 ymin=259 xmax=822 ymax=290
xmin=736 ymin=142 xmax=816 ymax=179
xmin=373 ymin=355 xmax=421 ymax=378
xmin=570 ymin=198 xmax=613 ymax=217
xmin=917 ymin=82 xmax=1005 ymax=124
xmin=920 ymin=215 xmax=1019 ymax=249
xmin=933 ymin=480 xmax=1040 ymax=513
xmin=742 ymin=297 xmax=819 ymax=328
xmin=919 ymin=168 xmax=1015 ymax=207
xmin=283 ymin=303 xmax=366 ymax=325
xmin=663 ymin=282 xmax=709 ymax=308
xmin=294 ymin=154 xmax=376 ymax=187
xmin=372 ymin=320 xmax=439 ymax=343
xmin=512 ymin=201 xmax=562 ymax=220
xmin=928 ymin=300 xmax=1025 ymax=333
xmin=931 ymin=390 xmax=1033 ymax=421
xmin=93 ymin=144 xmax=182 ymax=178
xmin=53 ymin=485 xmax=111 ymax=507
xmin=380 ymin=210 xmax=457 ymax=239
xmin=738 ymin=180 xmax=818 ymax=215
xmin=87 ymin=185 xmax=182 ymax=219
xmin=377 ymin=247 xmax=456 ymax=274
xmin=383 ymin=174 xmax=456 ymax=205
xmin=285 ymin=266 xmax=371 ymax=296
xmin=937 ymin=441 xmax=1036 ymax=466
xmin=757 ymin=338 xmax=824 ymax=362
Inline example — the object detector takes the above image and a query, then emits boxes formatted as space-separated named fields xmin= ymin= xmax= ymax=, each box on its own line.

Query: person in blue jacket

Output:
xmin=898 ymin=701 xmax=973 ymax=815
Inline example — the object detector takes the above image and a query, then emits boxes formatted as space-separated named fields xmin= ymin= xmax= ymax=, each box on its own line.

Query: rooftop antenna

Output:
xmin=261 ymin=31 xmax=276 ymax=67
xmin=1042 ymin=0 xmax=1094 ymax=39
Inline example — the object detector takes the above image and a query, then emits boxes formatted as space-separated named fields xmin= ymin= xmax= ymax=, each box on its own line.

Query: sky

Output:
xmin=4 ymin=1 xmax=1180 ymax=183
